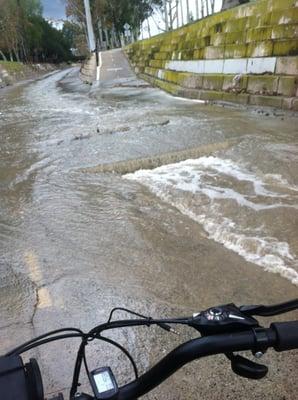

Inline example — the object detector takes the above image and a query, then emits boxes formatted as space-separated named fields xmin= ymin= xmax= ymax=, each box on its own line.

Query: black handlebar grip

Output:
xmin=271 ymin=321 xmax=298 ymax=351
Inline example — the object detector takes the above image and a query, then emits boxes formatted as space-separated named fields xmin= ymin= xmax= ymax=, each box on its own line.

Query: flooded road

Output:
xmin=0 ymin=55 xmax=297 ymax=400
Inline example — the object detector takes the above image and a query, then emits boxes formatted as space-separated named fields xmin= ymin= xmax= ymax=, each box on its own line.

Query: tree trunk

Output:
xmin=186 ymin=0 xmax=190 ymax=23
xmin=195 ymin=0 xmax=199 ymax=20
xmin=169 ymin=0 xmax=173 ymax=29
xmin=206 ymin=0 xmax=210 ymax=15
xmin=147 ymin=19 xmax=151 ymax=38
xmin=0 ymin=50 xmax=7 ymax=61
xmin=176 ymin=0 xmax=179 ymax=28
xmin=201 ymin=0 xmax=205 ymax=18
xmin=97 ymin=18 xmax=103 ymax=50
xmin=163 ymin=0 xmax=169 ymax=31
xmin=180 ymin=0 xmax=184 ymax=25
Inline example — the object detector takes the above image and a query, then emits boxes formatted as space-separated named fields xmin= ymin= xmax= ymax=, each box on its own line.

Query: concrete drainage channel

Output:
xmin=80 ymin=139 xmax=238 ymax=175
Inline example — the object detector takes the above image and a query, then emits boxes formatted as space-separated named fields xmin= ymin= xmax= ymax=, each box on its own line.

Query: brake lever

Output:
xmin=240 ymin=299 xmax=298 ymax=317
xmin=226 ymin=353 xmax=268 ymax=380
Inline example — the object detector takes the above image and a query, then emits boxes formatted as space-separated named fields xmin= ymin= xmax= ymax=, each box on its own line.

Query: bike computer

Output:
xmin=89 ymin=367 xmax=118 ymax=399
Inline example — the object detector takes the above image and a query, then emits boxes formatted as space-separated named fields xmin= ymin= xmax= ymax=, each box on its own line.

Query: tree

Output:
xmin=65 ymin=0 xmax=162 ymax=48
xmin=0 ymin=0 xmax=72 ymax=63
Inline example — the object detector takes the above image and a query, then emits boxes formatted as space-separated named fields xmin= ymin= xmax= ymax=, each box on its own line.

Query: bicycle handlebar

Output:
xmin=73 ymin=321 xmax=298 ymax=400
xmin=271 ymin=321 xmax=298 ymax=351
xmin=117 ymin=322 xmax=298 ymax=400
xmin=1 ymin=301 xmax=297 ymax=400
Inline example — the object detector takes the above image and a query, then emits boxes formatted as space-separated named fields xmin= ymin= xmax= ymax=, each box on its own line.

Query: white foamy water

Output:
xmin=124 ymin=156 xmax=298 ymax=286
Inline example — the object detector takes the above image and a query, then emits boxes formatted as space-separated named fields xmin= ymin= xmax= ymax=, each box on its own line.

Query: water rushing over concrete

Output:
xmin=0 ymin=64 xmax=297 ymax=399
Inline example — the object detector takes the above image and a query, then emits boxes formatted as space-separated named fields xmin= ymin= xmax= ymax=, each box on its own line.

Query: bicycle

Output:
xmin=0 ymin=299 xmax=297 ymax=400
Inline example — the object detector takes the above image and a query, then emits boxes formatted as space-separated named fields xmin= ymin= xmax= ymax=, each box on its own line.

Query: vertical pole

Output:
xmin=176 ymin=0 xmax=179 ymax=28
xmin=83 ymin=0 xmax=96 ymax=51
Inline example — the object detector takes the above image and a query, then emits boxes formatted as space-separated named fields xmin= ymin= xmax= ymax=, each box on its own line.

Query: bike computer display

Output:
xmin=89 ymin=367 xmax=118 ymax=399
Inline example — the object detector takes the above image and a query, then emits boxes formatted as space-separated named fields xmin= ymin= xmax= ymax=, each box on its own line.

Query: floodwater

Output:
xmin=0 ymin=66 xmax=297 ymax=400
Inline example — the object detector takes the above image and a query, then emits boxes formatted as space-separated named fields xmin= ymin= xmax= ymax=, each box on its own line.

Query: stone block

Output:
xmin=271 ymin=25 xmax=298 ymax=40
xmin=204 ymin=60 xmax=224 ymax=73
xmin=246 ymin=41 xmax=273 ymax=57
xmin=204 ymin=46 xmax=225 ymax=59
xmin=199 ymin=90 xmax=224 ymax=101
xmin=224 ymin=31 xmax=247 ymax=45
xmin=179 ymin=88 xmax=201 ymax=99
xmin=247 ymin=75 xmax=279 ymax=95
xmin=249 ymin=95 xmax=283 ymax=108
xmin=224 ymin=17 xmax=248 ymax=33
xmin=223 ymin=59 xmax=248 ymax=74
xmin=154 ymin=52 xmax=170 ymax=60
xmin=276 ymin=56 xmax=298 ymax=75
xmin=277 ymin=76 xmax=298 ymax=96
xmin=282 ymin=97 xmax=294 ymax=110
xmin=182 ymin=74 xmax=204 ymax=89
xmin=222 ymin=74 xmax=248 ymax=92
xmin=270 ymin=8 xmax=298 ymax=25
xmin=202 ymin=74 xmax=224 ymax=91
xmin=267 ymin=0 xmax=297 ymax=11
xmin=292 ymin=98 xmax=298 ymax=111
xmin=149 ymin=60 xmax=166 ymax=69
xmin=181 ymin=50 xmax=194 ymax=60
xmin=273 ymin=40 xmax=298 ymax=56
xmin=246 ymin=57 xmax=276 ymax=74
xmin=193 ymin=49 xmax=204 ymax=59
xmin=160 ymin=45 xmax=176 ymax=52
xmin=222 ymin=92 xmax=250 ymax=105
xmin=246 ymin=27 xmax=273 ymax=43
xmin=210 ymin=33 xmax=226 ymax=46
xmin=225 ymin=44 xmax=248 ymax=58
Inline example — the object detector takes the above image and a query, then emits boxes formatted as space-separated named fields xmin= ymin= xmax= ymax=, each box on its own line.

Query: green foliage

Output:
xmin=0 ymin=0 xmax=72 ymax=63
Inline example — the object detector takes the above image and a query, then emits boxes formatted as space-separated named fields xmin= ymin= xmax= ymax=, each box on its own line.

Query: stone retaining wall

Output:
xmin=79 ymin=54 xmax=96 ymax=84
xmin=126 ymin=0 xmax=298 ymax=110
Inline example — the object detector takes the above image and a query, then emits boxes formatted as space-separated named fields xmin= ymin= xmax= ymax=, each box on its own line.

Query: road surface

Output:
xmin=0 ymin=49 xmax=297 ymax=399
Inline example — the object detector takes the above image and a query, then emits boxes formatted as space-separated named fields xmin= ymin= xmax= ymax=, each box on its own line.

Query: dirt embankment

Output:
xmin=0 ymin=61 xmax=60 ymax=88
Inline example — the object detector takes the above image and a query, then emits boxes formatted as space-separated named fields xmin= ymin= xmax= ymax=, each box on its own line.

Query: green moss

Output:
xmin=224 ymin=32 xmax=247 ymax=45
xmin=267 ymin=0 xmax=296 ymax=11
xmin=246 ymin=27 xmax=273 ymax=42
xmin=271 ymin=25 xmax=298 ymax=40
xmin=225 ymin=44 xmax=248 ymax=58
xmin=273 ymin=40 xmax=298 ymax=56
xmin=0 ymin=61 xmax=24 ymax=73
xmin=199 ymin=90 xmax=223 ymax=101
xmin=246 ymin=41 xmax=273 ymax=57
xmin=202 ymin=74 xmax=224 ymax=91
xmin=222 ymin=92 xmax=249 ymax=105
xmin=204 ymin=46 xmax=225 ymax=59
xmin=249 ymin=95 xmax=283 ymax=108
xmin=224 ymin=18 xmax=248 ymax=33
xmin=210 ymin=33 xmax=226 ymax=46
xmin=270 ymin=8 xmax=298 ymax=25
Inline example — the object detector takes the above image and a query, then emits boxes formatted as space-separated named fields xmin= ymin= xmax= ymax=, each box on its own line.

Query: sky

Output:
xmin=42 ymin=0 xmax=66 ymax=19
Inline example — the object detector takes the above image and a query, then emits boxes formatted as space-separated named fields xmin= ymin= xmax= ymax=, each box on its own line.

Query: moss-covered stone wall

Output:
xmin=126 ymin=0 xmax=298 ymax=110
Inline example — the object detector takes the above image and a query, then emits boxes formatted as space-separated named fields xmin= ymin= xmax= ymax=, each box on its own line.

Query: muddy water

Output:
xmin=0 ymin=68 xmax=297 ymax=400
